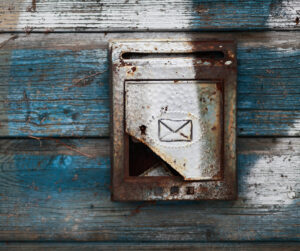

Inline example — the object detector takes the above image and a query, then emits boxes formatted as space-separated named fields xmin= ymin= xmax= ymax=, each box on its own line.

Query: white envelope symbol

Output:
xmin=159 ymin=119 xmax=192 ymax=142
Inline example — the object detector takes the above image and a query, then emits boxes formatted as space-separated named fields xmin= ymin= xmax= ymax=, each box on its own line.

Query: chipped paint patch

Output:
xmin=267 ymin=0 xmax=300 ymax=28
xmin=0 ymin=0 xmax=25 ymax=30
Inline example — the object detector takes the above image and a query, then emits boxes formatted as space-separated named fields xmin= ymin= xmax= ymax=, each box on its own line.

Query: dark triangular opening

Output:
xmin=129 ymin=136 xmax=181 ymax=177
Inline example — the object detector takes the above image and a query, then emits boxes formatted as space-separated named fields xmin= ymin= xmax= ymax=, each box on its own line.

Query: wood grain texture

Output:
xmin=0 ymin=32 xmax=299 ymax=137
xmin=0 ymin=138 xmax=299 ymax=241
xmin=0 ymin=0 xmax=298 ymax=246
xmin=0 ymin=0 xmax=299 ymax=32
xmin=1 ymin=242 xmax=300 ymax=251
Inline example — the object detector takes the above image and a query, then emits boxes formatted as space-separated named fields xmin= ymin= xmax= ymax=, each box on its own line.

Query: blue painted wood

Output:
xmin=0 ymin=33 xmax=299 ymax=137
xmin=0 ymin=138 xmax=298 ymax=241
xmin=0 ymin=47 xmax=110 ymax=136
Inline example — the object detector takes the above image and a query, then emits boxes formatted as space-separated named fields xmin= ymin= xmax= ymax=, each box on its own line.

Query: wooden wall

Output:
xmin=0 ymin=1 xmax=299 ymax=250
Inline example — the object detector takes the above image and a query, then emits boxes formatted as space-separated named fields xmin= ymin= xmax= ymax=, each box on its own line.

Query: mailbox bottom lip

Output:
xmin=110 ymin=183 xmax=237 ymax=202
xmin=111 ymin=195 xmax=238 ymax=202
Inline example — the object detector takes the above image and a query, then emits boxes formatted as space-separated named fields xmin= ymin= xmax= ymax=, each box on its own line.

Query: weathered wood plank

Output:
xmin=0 ymin=0 xmax=299 ymax=32
xmin=0 ymin=32 xmax=299 ymax=137
xmin=1 ymin=242 xmax=299 ymax=251
xmin=238 ymin=110 xmax=300 ymax=136
xmin=0 ymin=138 xmax=299 ymax=241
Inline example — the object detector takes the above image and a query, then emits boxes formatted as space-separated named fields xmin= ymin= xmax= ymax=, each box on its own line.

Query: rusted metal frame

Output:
xmin=110 ymin=41 xmax=236 ymax=201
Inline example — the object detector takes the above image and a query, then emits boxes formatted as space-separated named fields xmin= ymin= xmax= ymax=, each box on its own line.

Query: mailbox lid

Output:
xmin=125 ymin=80 xmax=223 ymax=181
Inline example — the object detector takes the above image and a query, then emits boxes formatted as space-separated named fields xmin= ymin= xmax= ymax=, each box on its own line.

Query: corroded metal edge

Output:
xmin=110 ymin=40 xmax=237 ymax=201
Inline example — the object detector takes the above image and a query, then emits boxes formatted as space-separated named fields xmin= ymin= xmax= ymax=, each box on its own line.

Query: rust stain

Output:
xmin=44 ymin=28 xmax=54 ymax=34
xmin=23 ymin=90 xmax=31 ymax=124
xmin=195 ymin=5 xmax=209 ymax=14
xmin=0 ymin=35 xmax=19 ymax=49
xmin=26 ymin=135 xmax=96 ymax=158
xmin=30 ymin=182 xmax=39 ymax=191
xmin=26 ymin=0 xmax=36 ymax=12
xmin=130 ymin=201 xmax=156 ymax=216
xmin=64 ymin=70 xmax=106 ymax=90
xmin=24 ymin=26 xmax=34 ymax=34
xmin=228 ymin=50 xmax=235 ymax=59
xmin=186 ymin=186 xmax=194 ymax=194
xmin=72 ymin=174 xmax=78 ymax=181
xmin=53 ymin=139 xmax=96 ymax=158
xmin=295 ymin=17 xmax=299 ymax=25
xmin=126 ymin=66 xmax=138 ymax=76
xmin=32 ymin=0 xmax=36 ymax=12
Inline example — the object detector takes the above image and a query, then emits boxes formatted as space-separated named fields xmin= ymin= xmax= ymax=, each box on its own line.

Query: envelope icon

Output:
xmin=158 ymin=119 xmax=192 ymax=142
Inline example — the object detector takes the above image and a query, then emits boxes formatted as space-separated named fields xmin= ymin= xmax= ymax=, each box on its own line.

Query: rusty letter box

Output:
xmin=110 ymin=40 xmax=237 ymax=201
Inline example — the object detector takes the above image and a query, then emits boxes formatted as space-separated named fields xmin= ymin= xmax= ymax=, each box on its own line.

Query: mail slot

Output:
xmin=110 ymin=41 xmax=237 ymax=201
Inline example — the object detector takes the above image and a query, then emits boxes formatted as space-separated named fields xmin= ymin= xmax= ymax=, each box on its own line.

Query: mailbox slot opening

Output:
xmin=121 ymin=51 xmax=225 ymax=60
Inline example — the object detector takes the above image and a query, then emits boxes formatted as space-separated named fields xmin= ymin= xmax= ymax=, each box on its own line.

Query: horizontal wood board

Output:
xmin=0 ymin=138 xmax=299 ymax=241
xmin=0 ymin=0 xmax=300 ymax=32
xmin=0 ymin=0 xmax=298 ymax=247
xmin=0 ymin=32 xmax=299 ymax=137
xmin=1 ymin=242 xmax=300 ymax=251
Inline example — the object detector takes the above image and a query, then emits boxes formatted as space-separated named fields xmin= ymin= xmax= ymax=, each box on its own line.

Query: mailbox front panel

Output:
xmin=125 ymin=81 xmax=223 ymax=181
xmin=111 ymin=41 xmax=237 ymax=201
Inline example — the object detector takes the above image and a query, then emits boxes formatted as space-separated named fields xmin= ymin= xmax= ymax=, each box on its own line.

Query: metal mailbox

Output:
xmin=110 ymin=40 xmax=237 ymax=201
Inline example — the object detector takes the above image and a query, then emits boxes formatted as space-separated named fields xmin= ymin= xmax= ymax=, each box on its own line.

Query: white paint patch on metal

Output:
xmin=125 ymin=81 xmax=222 ymax=181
